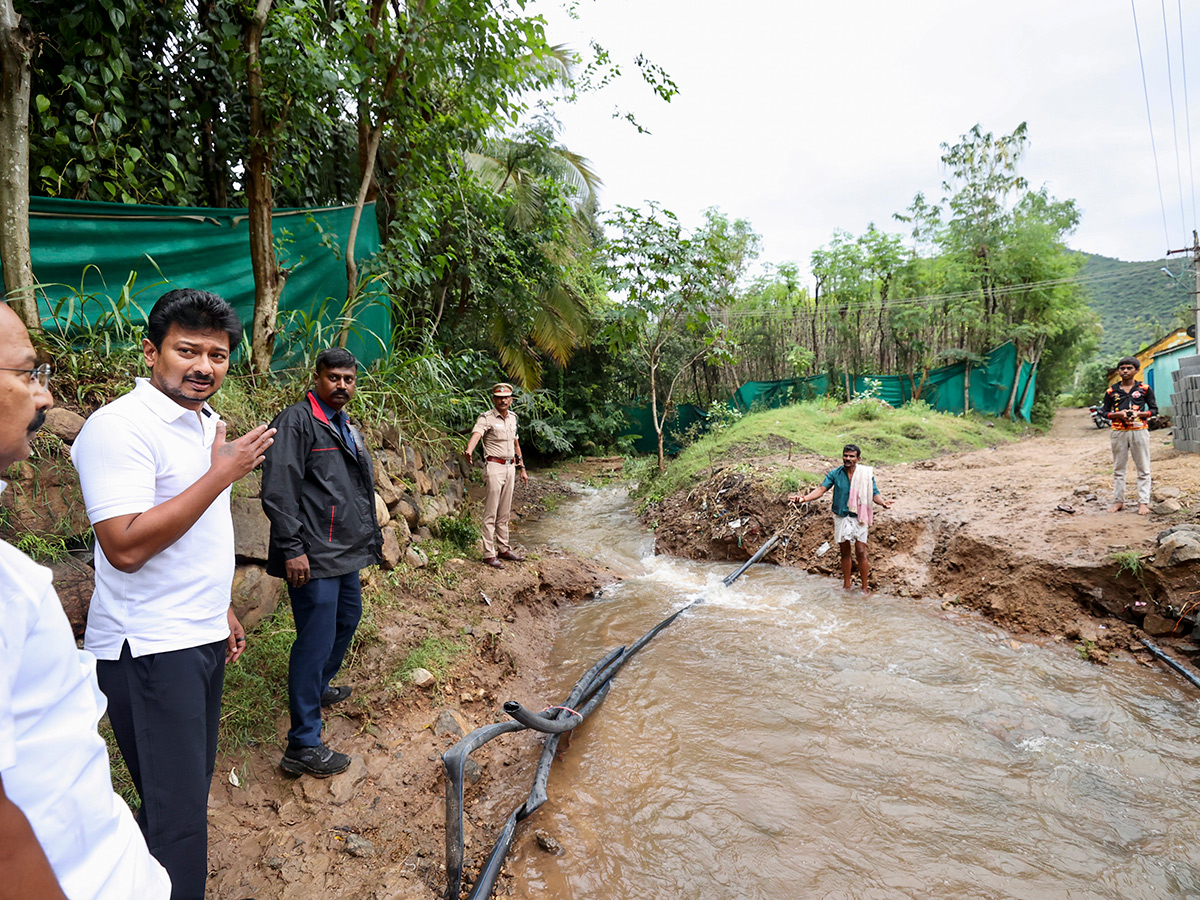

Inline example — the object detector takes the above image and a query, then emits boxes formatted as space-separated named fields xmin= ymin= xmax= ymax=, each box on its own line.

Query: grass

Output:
xmin=389 ymin=635 xmax=467 ymax=693
xmin=635 ymin=398 xmax=1029 ymax=504
xmin=220 ymin=601 xmax=297 ymax=750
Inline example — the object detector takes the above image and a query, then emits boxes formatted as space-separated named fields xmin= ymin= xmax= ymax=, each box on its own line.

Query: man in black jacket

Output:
xmin=261 ymin=348 xmax=382 ymax=777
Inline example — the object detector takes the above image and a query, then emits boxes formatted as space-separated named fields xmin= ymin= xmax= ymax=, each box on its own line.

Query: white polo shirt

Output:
xmin=71 ymin=378 xmax=234 ymax=659
xmin=0 ymin=484 xmax=170 ymax=899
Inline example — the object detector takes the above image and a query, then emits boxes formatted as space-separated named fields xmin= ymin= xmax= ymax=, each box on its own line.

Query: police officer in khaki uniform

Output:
xmin=464 ymin=383 xmax=528 ymax=568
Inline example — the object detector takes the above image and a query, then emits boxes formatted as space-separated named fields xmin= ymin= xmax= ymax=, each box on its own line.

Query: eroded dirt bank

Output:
xmin=648 ymin=408 xmax=1200 ymax=667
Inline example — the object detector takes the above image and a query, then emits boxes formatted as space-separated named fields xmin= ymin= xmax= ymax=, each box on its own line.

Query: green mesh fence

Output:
xmin=7 ymin=197 xmax=386 ymax=365
xmin=623 ymin=342 xmax=1035 ymax=455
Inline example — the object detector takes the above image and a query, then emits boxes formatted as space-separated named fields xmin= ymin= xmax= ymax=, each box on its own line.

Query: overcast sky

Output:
xmin=532 ymin=0 xmax=1198 ymax=280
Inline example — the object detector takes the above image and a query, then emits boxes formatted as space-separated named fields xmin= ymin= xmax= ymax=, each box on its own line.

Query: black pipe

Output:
xmin=1139 ymin=636 xmax=1200 ymax=692
xmin=445 ymin=524 xmax=793 ymax=899
xmin=722 ymin=531 xmax=782 ymax=587
xmin=503 ymin=700 xmax=583 ymax=733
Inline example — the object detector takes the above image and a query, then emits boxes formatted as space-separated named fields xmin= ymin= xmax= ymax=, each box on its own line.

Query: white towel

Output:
xmin=849 ymin=465 xmax=874 ymax=526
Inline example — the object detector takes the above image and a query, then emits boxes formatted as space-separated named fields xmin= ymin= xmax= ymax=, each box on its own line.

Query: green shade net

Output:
xmin=8 ymin=197 xmax=386 ymax=365
xmin=623 ymin=342 xmax=1036 ymax=455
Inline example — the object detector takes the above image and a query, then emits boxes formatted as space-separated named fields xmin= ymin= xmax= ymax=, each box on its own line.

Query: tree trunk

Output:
xmin=650 ymin=359 xmax=664 ymax=473
xmin=963 ymin=360 xmax=971 ymax=414
xmin=339 ymin=122 xmax=383 ymax=347
xmin=1002 ymin=342 xmax=1023 ymax=419
xmin=0 ymin=0 xmax=38 ymax=330
xmin=245 ymin=0 xmax=287 ymax=375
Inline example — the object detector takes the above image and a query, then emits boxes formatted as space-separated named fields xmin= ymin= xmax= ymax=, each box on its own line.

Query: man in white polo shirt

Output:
xmin=0 ymin=301 xmax=170 ymax=899
xmin=71 ymin=289 xmax=275 ymax=900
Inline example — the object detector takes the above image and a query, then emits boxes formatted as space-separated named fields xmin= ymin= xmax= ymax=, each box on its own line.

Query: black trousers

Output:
xmin=97 ymin=640 xmax=225 ymax=900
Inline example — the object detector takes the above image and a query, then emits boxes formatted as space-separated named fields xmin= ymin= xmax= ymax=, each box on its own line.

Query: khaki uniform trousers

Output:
xmin=1111 ymin=428 xmax=1151 ymax=505
xmin=482 ymin=460 xmax=516 ymax=558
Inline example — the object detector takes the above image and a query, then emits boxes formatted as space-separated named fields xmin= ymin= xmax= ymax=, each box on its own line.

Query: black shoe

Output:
xmin=321 ymin=685 xmax=352 ymax=707
xmin=280 ymin=742 xmax=351 ymax=778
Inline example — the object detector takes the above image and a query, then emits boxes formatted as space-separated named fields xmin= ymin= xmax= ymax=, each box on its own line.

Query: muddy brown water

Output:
xmin=496 ymin=487 xmax=1200 ymax=899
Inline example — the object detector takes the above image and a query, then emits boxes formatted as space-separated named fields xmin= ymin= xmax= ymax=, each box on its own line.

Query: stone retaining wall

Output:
xmin=0 ymin=408 xmax=471 ymax=636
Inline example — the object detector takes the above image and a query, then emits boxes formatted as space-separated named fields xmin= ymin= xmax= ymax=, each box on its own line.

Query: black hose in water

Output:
xmin=443 ymin=527 xmax=793 ymax=899
xmin=1139 ymin=636 xmax=1200 ymax=692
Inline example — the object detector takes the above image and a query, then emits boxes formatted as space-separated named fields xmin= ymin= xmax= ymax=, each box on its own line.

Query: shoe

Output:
xmin=482 ymin=557 xmax=505 ymax=569
xmin=280 ymin=742 xmax=351 ymax=778
xmin=320 ymin=685 xmax=352 ymax=707
xmin=498 ymin=550 xmax=525 ymax=562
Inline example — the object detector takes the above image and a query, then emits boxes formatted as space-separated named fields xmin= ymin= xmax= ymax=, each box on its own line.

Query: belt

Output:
xmin=486 ymin=456 xmax=516 ymax=464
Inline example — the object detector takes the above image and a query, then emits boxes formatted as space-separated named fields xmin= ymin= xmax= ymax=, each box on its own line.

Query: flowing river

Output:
xmin=498 ymin=486 xmax=1200 ymax=899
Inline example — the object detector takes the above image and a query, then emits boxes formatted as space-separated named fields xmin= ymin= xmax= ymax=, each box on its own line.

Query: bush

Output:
xmin=432 ymin=515 xmax=480 ymax=552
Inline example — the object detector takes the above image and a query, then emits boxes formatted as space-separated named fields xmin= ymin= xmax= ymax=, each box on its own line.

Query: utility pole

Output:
xmin=1166 ymin=230 xmax=1200 ymax=342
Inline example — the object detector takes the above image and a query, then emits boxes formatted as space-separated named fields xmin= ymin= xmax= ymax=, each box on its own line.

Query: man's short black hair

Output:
xmin=843 ymin=444 xmax=861 ymax=457
xmin=1117 ymin=356 xmax=1141 ymax=370
xmin=146 ymin=289 xmax=242 ymax=350
xmin=315 ymin=347 xmax=358 ymax=373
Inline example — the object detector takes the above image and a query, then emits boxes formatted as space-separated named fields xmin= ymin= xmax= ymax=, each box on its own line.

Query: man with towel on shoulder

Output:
xmin=789 ymin=444 xmax=893 ymax=594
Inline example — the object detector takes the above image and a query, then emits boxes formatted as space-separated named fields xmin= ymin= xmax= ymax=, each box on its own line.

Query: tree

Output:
xmin=603 ymin=204 xmax=724 ymax=473
xmin=0 ymin=0 xmax=37 ymax=328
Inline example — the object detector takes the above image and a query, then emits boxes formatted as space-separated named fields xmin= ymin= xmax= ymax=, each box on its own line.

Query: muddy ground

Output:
xmin=205 ymin=460 xmax=624 ymax=900
xmin=203 ymin=423 xmax=1200 ymax=900
xmin=650 ymin=408 xmax=1200 ymax=663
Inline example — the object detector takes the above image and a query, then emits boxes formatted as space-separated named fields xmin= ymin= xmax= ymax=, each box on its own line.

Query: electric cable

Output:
xmin=1160 ymin=0 xmax=1189 ymax=238
xmin=1176 ymin=0 xmax=1197 ymax=232
xmin=1132 ymin=0 xmax=1175 ymax=251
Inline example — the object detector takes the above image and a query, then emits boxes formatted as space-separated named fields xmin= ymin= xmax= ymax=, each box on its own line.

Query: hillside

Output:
xmin=1076 ymin=251 xmax=1192 ymax=355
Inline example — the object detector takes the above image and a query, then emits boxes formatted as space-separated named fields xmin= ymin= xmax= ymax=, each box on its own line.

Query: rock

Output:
xmin=1072 ymin=485 xmax=1091 ymax=496
xmin=414 ymin=469 xmax=434 ymax=496
xmin=1143 ymin=613 xmax=1178 ymax=636
xmin=333 ymin=830 xmax=376 ymax=858
xmin=410 ymin=667 xmax=435 ymax=688
xmin=44 ymin=407 xmax=87 ymax=443
xmin=1077 ymin=621 xmax=1100 ymax=644
xmin=1152 ymin=498 xmax=1182 ymax=515
xmin=411 ymin=447 xmax=424 ymax=471
xmin=391 ymin=493 xmax=420 ymax=528
xmin=50 ymin=557 xmax=95 ymax=640
xmin=328 ymin=756 xmax=369 ymax=805
xmin=464 ymin=758 xmax=483 ymax=784
xmin=231 ymin=565 xmax=284 ymax=631
xmin=375 ymin=492 xmax=390 ymax=527
xmin=391 ymin=514 xmax=412 ymax=547
xmin=1154 ymin=486 xmax=1183 ymax=500
xmin=379 ymin=422 xmax=402 ymax=452
xmin=380 ymin=526 xmax=403 ymax=570
xmin=374 ymin=464 xmax=401 ymax=506
xmin=1154 ymin=532 xmax=1200 ymax=567
xmin=1158 ymin=523 xmax=1200 ymax=542
xmin=535 ymin=830 xmax=563 ymax=854
xmin=433 ymin=708 xmax=469 ymax=737
xmin=231 ymin=497 xmax=271 ymax=560
xmin=428 ymin=467 xmax=446 ymax=492
xmin=0 ymin=457 xmax=90 ymax=538
xmin=405 ymin=546 xmax=428 ymax=569
xmin=443 ymin=480 xmax=464 ymax=505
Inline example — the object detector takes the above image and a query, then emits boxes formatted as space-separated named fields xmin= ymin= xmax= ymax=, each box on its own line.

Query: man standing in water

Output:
xmin=789 ymin=444 xmax=892 ymax=593
xmin=1099 ymin=356 xmax=1157 ymax=515
xmin=464 ymin=383 xmax=527 ymax=569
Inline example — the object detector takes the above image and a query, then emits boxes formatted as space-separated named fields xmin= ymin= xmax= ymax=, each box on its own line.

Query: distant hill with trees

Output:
xmin=1075 ymin=252 xmax=1192 ymax=356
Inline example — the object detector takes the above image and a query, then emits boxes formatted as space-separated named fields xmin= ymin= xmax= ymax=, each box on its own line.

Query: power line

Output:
xmin=1160 ymin=0 xmax=1188 ymax=237
xmin=1177 ymin=0 xmax=1197 ymax=232
xmin=1132 ymin=0 xmax=1175 ymax=251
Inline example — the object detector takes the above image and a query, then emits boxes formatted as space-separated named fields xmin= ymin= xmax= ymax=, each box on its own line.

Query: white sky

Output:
xmin=533 ymin=0 xmax=1199 ymax=280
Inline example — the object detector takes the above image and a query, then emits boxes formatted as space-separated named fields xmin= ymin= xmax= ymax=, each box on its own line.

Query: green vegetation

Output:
xmin=220 ymin=603 xmax=296 ymax=750
xmin=432 ymin=515 xmax=481 ymax=554
xmin=1110 ymin=549 xmax=1147 ymax=582
xmin=635 ymin=398 xmax=1026 ymax=504
xmin=1076 ymin=253 xmax=1193 ymax=355
xmin=390 ymin=636 xmax=467 ymax=693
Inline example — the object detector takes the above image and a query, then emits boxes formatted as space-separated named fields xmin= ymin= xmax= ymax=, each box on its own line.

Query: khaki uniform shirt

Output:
xmin=472 ymin=408 xmax=519 ymax=459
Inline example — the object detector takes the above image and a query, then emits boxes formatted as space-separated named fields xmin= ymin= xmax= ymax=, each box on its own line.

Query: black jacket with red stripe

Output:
xmin=260 ymin=391 xmax=382 ymax=579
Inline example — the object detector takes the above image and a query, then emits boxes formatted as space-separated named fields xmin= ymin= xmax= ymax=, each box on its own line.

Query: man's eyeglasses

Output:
xmin=0 ymin=364 xmax=52 ymax=391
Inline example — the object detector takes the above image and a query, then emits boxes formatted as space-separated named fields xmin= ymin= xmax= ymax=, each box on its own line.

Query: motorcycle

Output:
xmin=1088 ymin=405 xmax=1110 ymax=429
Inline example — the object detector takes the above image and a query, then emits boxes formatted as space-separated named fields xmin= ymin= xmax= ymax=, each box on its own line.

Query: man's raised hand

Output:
xmin=211 ymin=422 xmax=276 ymax=483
